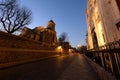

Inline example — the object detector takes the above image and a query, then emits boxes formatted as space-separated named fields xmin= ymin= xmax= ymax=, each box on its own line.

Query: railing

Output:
xmin=86 ymin=40 xmax=120 ymax=79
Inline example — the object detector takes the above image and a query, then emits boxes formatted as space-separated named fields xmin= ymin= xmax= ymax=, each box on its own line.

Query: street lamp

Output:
xmin=57 ymin=46 xmax=62 ymax=55
xmin=77 ymin=44 xmax=81 ymax=48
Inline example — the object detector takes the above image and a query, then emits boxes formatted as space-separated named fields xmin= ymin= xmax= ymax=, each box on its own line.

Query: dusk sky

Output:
xmin=20 ymin=0 xmax=87 ymax=47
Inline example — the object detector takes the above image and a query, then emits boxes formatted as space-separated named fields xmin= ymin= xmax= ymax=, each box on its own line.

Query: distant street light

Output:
xmin=77 ymin=44 xmax=81 ymax=48
xmin=69 ymin=49 xmax=72 ymax=53
xmin=58 ymin=46 xmax=62 ymax=49
xmin=57 ymin=46 xmax=62 ymax=55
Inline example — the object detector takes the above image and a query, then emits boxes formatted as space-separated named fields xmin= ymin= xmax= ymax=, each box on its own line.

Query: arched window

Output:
xmin=53 ymin=34 xmax=54 ymax=42
xmin=39 ymin=32 xmax=43 ymax=42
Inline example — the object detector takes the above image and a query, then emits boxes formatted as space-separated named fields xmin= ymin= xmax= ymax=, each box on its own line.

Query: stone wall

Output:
xmin=0 ymin=48 xmax=57 ymax=63
xmin=0 ymin=31 xmax=58 ymax=68
xmin=0 ymin=31 xmax=56 ymax=50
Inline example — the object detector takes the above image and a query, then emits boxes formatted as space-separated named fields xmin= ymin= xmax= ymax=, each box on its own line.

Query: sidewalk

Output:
xmin=58 ymin=54 xmax=99 ymax=80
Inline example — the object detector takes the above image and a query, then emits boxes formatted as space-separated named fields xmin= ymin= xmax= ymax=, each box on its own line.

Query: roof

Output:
xmin=49 ymin=20 xmax=56 ymax=25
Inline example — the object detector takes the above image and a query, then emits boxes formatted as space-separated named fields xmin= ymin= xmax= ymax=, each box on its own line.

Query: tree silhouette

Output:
xmin=58 ymin=32 xmax=71 ymax=54
xmin=0 ymin=0 xmax=32 ymax=34
xmin=58 ymin=32 xmax=68 ymax=45
xmin=77 ymin=45 xmax=87 ymax=53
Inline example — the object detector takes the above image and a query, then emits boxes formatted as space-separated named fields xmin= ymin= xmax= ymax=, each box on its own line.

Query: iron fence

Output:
xmin=86 ymin=40 xmax=120 ymax=79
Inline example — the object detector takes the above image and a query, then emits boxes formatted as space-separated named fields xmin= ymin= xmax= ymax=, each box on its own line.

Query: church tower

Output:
xmin=47 ymin=20 xmax=55 ymax=31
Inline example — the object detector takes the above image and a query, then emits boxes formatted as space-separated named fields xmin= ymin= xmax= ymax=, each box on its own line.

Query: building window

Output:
xmin=33 ymin=34 xmax=36 ymax=40
xmin=39 ymin=32 xmax=43 ymax=42
xmin=94 ymin=0 xmax=96 ymax=4
xmin=102 ymin=34 xmax=105 ymax=43
xmin=53 ymin=34 xmax=54 ymax=42
xmin=116 ymin=21 xmax=120 ymax=30
xmin=116 ymin=0 xmax=120 ymax=11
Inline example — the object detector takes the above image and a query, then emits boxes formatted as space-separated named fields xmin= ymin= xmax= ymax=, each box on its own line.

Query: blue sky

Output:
xmin=20 ymin=0 xmax=87 ymax=47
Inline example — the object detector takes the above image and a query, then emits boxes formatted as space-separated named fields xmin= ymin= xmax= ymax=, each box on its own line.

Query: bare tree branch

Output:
xmin=0 ymin=0 xmax=32 ymax=34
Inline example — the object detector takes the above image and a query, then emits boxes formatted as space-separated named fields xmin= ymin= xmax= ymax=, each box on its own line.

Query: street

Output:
xmin=0 ymin=53 xmax=99 ymax=80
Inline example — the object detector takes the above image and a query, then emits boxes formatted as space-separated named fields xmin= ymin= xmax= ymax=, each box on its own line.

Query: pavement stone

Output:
xmin=58 ymin=54 xmax=99 ymax=80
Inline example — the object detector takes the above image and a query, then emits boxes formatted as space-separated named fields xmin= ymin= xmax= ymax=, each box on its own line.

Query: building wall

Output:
xmin=20 ymin=27 xmax=35 ymax=39
xmin=97 ymin=0 xmax=120 ymax=42
xmin=86 ymin=24 xmax=94 ymax=49
xmin=86 ymin=0 xmax=120 ymax=49
xmin=20 ymin=20 xmax=57 ymax=47
xmin=42 ymin=29 xmax=57 ymax=47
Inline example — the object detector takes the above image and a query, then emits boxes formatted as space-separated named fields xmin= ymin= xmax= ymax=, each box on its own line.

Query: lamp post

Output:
xmin=58 ymin=46 xmax=62 ymax=55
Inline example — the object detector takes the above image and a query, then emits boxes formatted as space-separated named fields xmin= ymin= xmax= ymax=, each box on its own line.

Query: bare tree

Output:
xmin=58 ymin=32 xmax=68 ymax=46
xmin=58 ymin=32 xmax=71 ymax=54
xmin=0 ymin=0 xmax=32 ymax=34
xmin=77 ymin=45 xmax=87 ymax=53
xmin=0 ymin=0 xmax=16 ymax=6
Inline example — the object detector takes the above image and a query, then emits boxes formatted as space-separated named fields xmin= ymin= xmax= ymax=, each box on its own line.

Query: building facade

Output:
xmin=86 ymin=0 xmax=120 ymax=50
xmin=20 ymin=20 xmax=57 ymax=47
xmin=86 ymin=0 xmax=120 ymax=76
